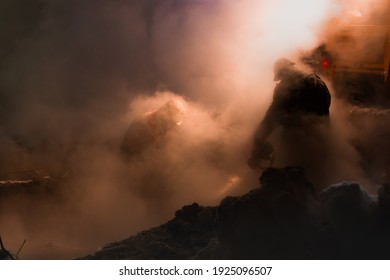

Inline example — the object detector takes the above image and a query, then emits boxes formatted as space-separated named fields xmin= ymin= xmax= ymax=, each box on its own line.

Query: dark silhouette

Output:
xmin=0 ymin=236 xmax=14 ymax=260
xmin=248 ymin=58 xmax=331 ymax=174
xmin=80 ymin=167 xmax=390 ymax=260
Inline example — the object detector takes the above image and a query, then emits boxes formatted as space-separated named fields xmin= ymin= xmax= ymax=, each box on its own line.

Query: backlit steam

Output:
xmin=0 ymin=0 xmax=387 ymax=259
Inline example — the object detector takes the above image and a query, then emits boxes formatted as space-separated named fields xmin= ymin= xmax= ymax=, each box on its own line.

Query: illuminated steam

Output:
xmin=0 ymin=0 xmax=388 ymax=258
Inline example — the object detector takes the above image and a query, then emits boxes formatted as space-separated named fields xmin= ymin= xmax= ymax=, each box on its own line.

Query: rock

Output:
xmin=318 ymin=181 xmax=386 ymax=259
xmin=80 ymin=167 xmax=390 ymax=260
xmin=215 ymin=167 xmax=321 ymax=259
xmin=191 ymin=238 xmax=227 ymax=260
xmin=82 ymin=204 xmax=217 ymax=260
xmin=319 ymin=181 xmax=374 ymax=233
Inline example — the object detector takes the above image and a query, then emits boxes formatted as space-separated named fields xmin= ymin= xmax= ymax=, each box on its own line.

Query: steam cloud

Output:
xmin=0 ymin=0 xmax=388 ymax=258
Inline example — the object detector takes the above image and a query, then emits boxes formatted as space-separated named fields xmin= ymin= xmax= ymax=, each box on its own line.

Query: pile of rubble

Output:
xmin=81 ymin=167 xmax=390 ymax=260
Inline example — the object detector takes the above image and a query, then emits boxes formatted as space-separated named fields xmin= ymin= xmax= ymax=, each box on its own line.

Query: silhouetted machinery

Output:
xmin=302 ymin=3 xmax=390 ymax=82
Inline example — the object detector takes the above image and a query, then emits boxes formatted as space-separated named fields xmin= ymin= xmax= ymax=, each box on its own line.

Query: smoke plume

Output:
xmin=0 ymin=0 xmax=388 ymax=258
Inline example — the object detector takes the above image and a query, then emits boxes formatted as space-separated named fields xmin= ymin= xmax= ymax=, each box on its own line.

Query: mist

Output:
xmin=0 ymin=0 xmax=388 ymax=259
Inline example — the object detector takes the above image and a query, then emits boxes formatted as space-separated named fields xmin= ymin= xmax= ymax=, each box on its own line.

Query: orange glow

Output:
xmin=218 ymin=175 xmax=241 ymax=197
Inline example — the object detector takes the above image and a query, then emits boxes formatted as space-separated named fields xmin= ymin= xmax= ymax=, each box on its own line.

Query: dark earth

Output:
xmin=80 ymin=167 xmax=390 ymax=260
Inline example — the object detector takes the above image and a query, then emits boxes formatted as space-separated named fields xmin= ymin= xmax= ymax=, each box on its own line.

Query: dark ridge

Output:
xmin=80 ymin=167 xmax=390 ymax=260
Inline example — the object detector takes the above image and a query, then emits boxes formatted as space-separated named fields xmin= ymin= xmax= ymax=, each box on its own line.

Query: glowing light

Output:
xmin=218 ymin=175 xmax=241 ymax=196
xmin=322 ymin=58 xmax=329 ymax=69
xmin=258 ymin=0 xmax=333 ymax=56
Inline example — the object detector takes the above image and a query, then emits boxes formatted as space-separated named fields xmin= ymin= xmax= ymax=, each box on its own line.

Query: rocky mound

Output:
xmin=81 ymin=167 xmax=390 ymax=260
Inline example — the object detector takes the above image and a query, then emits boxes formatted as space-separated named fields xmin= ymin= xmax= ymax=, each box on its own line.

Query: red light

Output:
xmin=321 ymin=58 xmax=329 ymax=69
